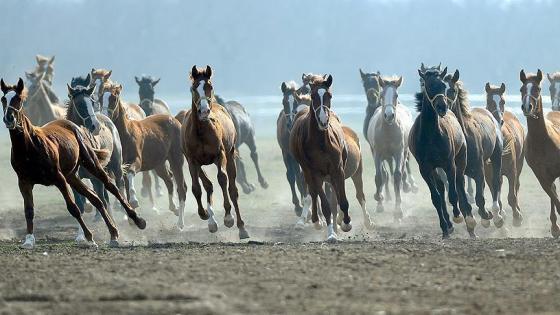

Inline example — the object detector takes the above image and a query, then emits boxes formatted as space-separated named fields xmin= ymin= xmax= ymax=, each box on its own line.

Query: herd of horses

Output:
xmin=3 ymin=55 xmax=560 ymax=248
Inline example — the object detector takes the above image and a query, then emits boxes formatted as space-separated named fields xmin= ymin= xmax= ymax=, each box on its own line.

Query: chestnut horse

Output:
xmin=181 ymin=65 xmax=249 ymax=239
xmin=485 ymin=82 xmax=525 ymax=226
xmin=1 ymin=78 xmax=145 ymax=249
xmin=520 ymin=69 xmax=560 ymax=238
xmin=101 ymin=82 xmax=187 ymax=225
xmin=290 ymin=74 xmax=368 ymax=241
xmin=409 ymin=67 xmax=476 ymax=238
xmin=444 ymin=70 xmax=503 ymax=228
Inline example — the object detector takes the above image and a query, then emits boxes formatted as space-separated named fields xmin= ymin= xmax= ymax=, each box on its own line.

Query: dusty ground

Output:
xmin=1 ymin=134 xmax=560 ymax=315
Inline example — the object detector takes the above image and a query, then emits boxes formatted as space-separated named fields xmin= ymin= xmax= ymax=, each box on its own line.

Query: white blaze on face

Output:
xmin=4 ymin=91 xmax=16 ymax=108
xmin=317 ymin=89 xmax=328 ymax=125
xmin=197 ymin=81 xmax=209 ymax=112
xmin=85 ymin=97 xmax=95 ymax=117
xmin=523 ymin=82 xmax=533 ymax=110
xmin=492 ymin=94 xmax=502 ymax=110
xmin=288 ymin=94 xmax=294 ymax=108
xmin=384 ymin=105 xmax=395 ymax=119
xmin=383 ymin=85 xmax=395 ymax=106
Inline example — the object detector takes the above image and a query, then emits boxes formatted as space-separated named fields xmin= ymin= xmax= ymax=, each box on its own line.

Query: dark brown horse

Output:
xmin=1 ymin=78 xmax=145 ymax=249
xmin=485 ymin=82 xmax=525 ymax=226
xmin=289 ymin=74 xmax=360 ymax=242
xmin=101 ymin=82 xmax=187 ymax=227
xmin=444 ymin=70 xmax=502 ymax=228
xmin=520 ymin=69 xmax=560 ymax=238
xmin=181 ymin=65 xmax=249 ymax=239
xmin=409 ymin=67 xmax=476 ymax=238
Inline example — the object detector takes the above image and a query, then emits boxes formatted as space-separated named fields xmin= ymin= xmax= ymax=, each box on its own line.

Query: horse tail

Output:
xmin=121 ymin=163 xmax=132 ymax=175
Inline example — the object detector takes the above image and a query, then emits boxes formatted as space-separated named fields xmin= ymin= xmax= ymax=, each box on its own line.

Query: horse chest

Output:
xmin=12 ymin=157 xmax=57 ymax=185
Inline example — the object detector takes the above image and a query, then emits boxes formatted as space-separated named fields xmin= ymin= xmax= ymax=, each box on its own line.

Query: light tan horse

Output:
xmin=520 ymin=69 xmax=560 ymax=238
xmin=484 ymin=82 xmax=525 ymax=226
xmin=547 ymin=72 xmax=560 ymax=111
xmin=181 ymin=65 xmax=249 ymax=239
xmin=24 ymin=73 xmax=65 ymax=126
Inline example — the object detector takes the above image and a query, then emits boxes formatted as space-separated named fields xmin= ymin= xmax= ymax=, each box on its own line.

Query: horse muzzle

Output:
xmin=198 ymin=109 xmax=210 ymax=121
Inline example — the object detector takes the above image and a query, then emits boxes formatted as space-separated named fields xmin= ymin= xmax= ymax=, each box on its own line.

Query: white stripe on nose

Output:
xmin=4 ymin=91 xmax=16 ymax=107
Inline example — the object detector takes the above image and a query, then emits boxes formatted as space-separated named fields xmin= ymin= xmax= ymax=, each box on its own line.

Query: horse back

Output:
xmin=124 ymin=102 xmax=147 ymax=120
xmin=152 ymin=98 xmax=171 ymax=115
xmin=225 ymin=101 xmax=253 ymax=145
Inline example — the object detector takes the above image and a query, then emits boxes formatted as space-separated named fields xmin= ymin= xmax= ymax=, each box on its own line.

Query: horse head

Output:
xmin=418 ymin=65 xmax=449 ymax=117
xmin=520 ymin=69 xmax=543 ymax=119
xmin=1 ymin=78 xmax=26 ymax=130
xmin=135 ymin=75 xmax=160 ymax=116
xmin=379 ymin=75 xmax=403 ymax=125
xmin=485 ymin=82 xmax=506 ymax=125
xmin=309 ymin=74 xmax=333 ymax=131
xmin=67 ymin=74 xmax=100 ymax=135
xmin=190 ymin=65 xmax=214 ymax=121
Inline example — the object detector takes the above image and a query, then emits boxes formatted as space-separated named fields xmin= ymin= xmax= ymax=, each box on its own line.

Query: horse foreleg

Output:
xmin=318 ymin=182 xmax=337 ymax=242
xmin=419 ymin=167 xmax=451 ymax=238
xmin=507 ymin=171 xmax=523 ymax=227
xmin=405 ymin=157 xmax=419 ymax=193
xmin=187 ymin=162 xmax=209 ymax=230
xmin=434 ymin=172 xmax=453 ymax=235
xmin=18 ymin=181 xmax=36 ymax=249
xmin=351 ymin=159 xmax=374 ymax=230
xmin=152 ymin=168 xmax=163 ymax=198
xmin=325 ymin=183 xmax=338 ymax=232
xmin=54 ymin=173 xmax=96 ymax=247
xmin=332 ymin=167 xmax=352 ymax=234
xmin=537 ymin=178 xmax=560 ymax=238
xmin=247 ymin=137 xmax=269 ymax=189
xmin=215 ymin=151 xmax=232 ymax=233
xmin=226 ymin=149 xmax=249 ymax=239
xmin=443 ymin=164 xmax=462 ymax=222
xmin=283 ymin=154 xmax=302 ymax=218
xmin=489 ymin=147 xmax=504 ymax=228
xmin=141 ymin=171 xmax=151 ymax=198
xmin=466 ymin=176 xmax=475 ymax=204
xmin=393 ymin=153 xmax=405 ymax=222
xmin=154 ymin=164 xmax=177 ymax=215
xmin=235 ymin=156 xmax=254 ymax=194
xmin=374 ymin=154 xmax=385 ymax=213
xmin=473 ymin=166 xmax=493 ymax=228
xmin=169 ymin=150 xmax=187 ymax=225
xmin=384 ymin=160 xmax=393 ymax=201
xmin=67 ymin=174 xmax=119 ymax=246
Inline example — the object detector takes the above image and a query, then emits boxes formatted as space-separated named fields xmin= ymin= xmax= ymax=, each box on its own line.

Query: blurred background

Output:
xmin=0 ymin=0 xmax=556 ymax=97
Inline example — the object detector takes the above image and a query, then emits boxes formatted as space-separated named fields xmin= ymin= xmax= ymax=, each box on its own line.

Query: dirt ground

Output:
xmin=1 ymin=136 xmax=560 ymax=315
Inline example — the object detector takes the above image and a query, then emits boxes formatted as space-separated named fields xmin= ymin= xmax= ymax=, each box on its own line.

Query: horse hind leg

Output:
xmin=473 ymin=166 xmax=494 ymax=228
xmin=19 ymin=182 xmax=36 ymax=249
xmin=235 ymin=156 xmax=255 ymax=194
xmin=434 ymin=172 xmax=453 ymax=235
xmin=489 ymin=146 xmax=505 ymax=228
xmin=186 ymin=162 xmax=209 ymax=231
xmin=247 ymin=137 xmax=269 ymax=189
xmin=284 ymin=154 xmax=303 ymax=219
xmin=141 ymin=171 xmax=152 ymax=198
xmin=318 ymin=183 xmax=338 ymax=242
xmin=419 ymin=167 xmax=452 ymax=238
xmin=152 ymin=168 xmax=164 ymax=197
xmin=225 ymin=149 xmax=249 ymax=239
xmin=404 ymin=157 xmax=419 ymax=193
xmin=374 ymin=155 xmax=385 ymax=213
xmin=466 ymin=176 xmax=475 ymax=204
xmin=507 ymin=171 xmax=523 ymax=227
xmin=169 ymin=148 xmax=188 ymax=227
xmin=392 ymin=154 xmax=405 ymax=223
xmin=154 ymin=163 xmax=177 ymax=215
xmin=351 ymin=159 xmax=374 ymax=230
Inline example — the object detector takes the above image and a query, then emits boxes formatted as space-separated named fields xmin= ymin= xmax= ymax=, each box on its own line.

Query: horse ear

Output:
xmin=378 ymin=77 xmax=385 ymax=88
xmin=116 ymin=84 xmax=123 ymax=95
xmin=520 ymin=69 xmax=527 ymax=83
xmin=205 ymin=65 xmax=212 ymax=79
xmin=0 ymin=79 xmax=7 ymax=94
xmin=359 ymin=68 xmax=365 ymax=80
xmin=281 ymin=82 xmax=287 ymax=93
xmin=104 ymin=70 xmax=112 ymax=80
xmin=396 ymin=76 xmax=403 ymax=87
xmin=437 ymin=62 xmax=442 ymax=71
xmin=25 ymin=71 xmax=33 ymax=80
xmin=191 ymin=66 xmax=199 ymax=80
xmin=420 ymin=63 xmax=426 ymax=73
xmin=302 ymin=73 xmax=307 ymax=83
xmin=485 ymin=82 xmax=491 ymax=93
xmin=152 ymin=78 xmax=160 ymax=87
xmin=547 ymin=73 xmax=553 ymax=82
xmin=85 ymin=73 xmax=92 ymax=87
xmin=418 ymin=69 xmax=425 ymax=80
xmin=377 ymin=70 xmax=381 ymax=76
xmin=67 ymin=83 xmax=74 ymax=96
xmin=49 ymin=56 xmax=55 ymax=64
xmin=440 ymin=67 xmax=448 ymax=79
xmin=325 ymin=74 xmax=333 ymax=88
xmin=135 ymin=76 xmax=141 ymax=85
xmin=451 ymin=69 xmax=460 ymax=84
xmin=500 ymin=83 xmax=506 ymax=94
xmin=537 ymin=69 xmax=543 ymax=82
xmin=16 ymin=78 xmax=24 ymax=94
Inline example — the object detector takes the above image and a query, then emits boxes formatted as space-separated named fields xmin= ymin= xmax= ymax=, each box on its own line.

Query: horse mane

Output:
xmin=549 ymin=72 xmax=560 ymax=81
xmin=414 ymin=92 xmax=423 ymax=112
xmin=71 ymin=76 xmax=90 ymax=88
xmin=214 ymin=94 xmax=226 ymax=105
xmin=284 ymin=81 xmax=299 ymax=91
xmin=138 ymin=75 xmax=157 ymax=83
xmin=454 ymin=81 xmax=471 ymax=118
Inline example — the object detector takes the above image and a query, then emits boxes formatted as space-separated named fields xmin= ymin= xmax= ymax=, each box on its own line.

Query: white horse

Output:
xmin=367 ymin=76 xmax=413 ymax=221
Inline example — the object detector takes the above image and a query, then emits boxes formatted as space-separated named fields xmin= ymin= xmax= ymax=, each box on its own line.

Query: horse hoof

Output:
xmin=552 ymin=225 xmax=560 ymax=238
xmin=402 ymin=182 xmax=411 ymax=193
xmin=260 ymin=180 xmax=269 ymax=189
xmin=447 ymin=225 xmax=455 ymax=235
xmin=469 ymin=232 xmax=479 ymax=240
xmin=465 ymin=216 xmax=477 ymax=231
xmin=364 ymin=218 xmax=375 ymax=231
xmin=313 ymin=221 xmax=323 ymax=230
xmin=134 ymin=217 xmax=147 ymax=230
xmin=376 ymin=204 xmax=384 ymax=213
xmin=294 ymin=205 xmax=303 ymax=217
xmin=512 ymin=214 xmax=523 ymax=227
xmin=21 ymin=234 xmax=35 ymax=249
xmin=208 ymin=219 xmax=219 ymax=233
xmin=326 ymin=234 xmax=338 ymax=243
xmin=129 ymin=199 xmax=139 ymax=209
xmin=224 ymin=214 xmax=235 ymax=228
xmin=77 ymin=239 xmax=98 ymax=249
xmin=340 ymin=221 xmax=352 ymax=232
xmin=452 ymin=216 xmax=464 ymax=224
xmin=176 ymin=219 xmax=185 ymax=231
xmin=141 ymin=187 xmax=149 ymax=198
xmin=239 ymin=227 xmax=250 ymax=239
xmin=84 ymin=202 xmax=94 ymax=213
xmin=295 ymin=219 xmax=306 ymax=230
xmin=493 ymin=215 xmax=505 ymax=228
xmin=75 ymin=230 xmax=86 ymax=243
xmin=481 ymin=218 xmax=491 ymax=228
xmin=108 ymin=239 xmax=119 ymax=248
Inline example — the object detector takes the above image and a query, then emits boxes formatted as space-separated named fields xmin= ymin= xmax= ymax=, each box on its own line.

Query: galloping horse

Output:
xmin=485 ymin=82 xmax=525 ymax=226
xmin=23 ymin=71 xmax=65 ymax=125
xmin=444 ymin=70 xmax=502 ymax=228
xmin=66 ymin=75 xmax=126 ymax=238
xmin=409 ymin=67 xmax=476 ymax=238
xmin=278 ymin=81 xmax=310 ymax=217
xmin=548 ymin=72 xmax=560 ymax=111
xmin=215 ymin=95 xmax=268 ymax=194
xmin=101 ymin=82 xmax=187 ymax=222
xmin=181 ymin=65 xmax=249 ymax=239
xmin=367 ymin=76 xmax=413 ymax=220
xmin=290 ymin=74 xmax=370 ymax=241
xmin=359 ymin=69 xmax=382 ymax=138
xmin=520 ymin=69 xmax=560 ymax=238
xmin=1 ymin=78 xmax=145 ymax=248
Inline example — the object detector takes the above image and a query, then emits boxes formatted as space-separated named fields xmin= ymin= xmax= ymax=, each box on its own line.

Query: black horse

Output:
xmin=409 ymin=67 xmax=476 ymax=238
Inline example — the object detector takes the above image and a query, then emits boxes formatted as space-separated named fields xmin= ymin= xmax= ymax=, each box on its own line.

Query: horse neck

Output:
xmin=35 ymin=84 xmax=57 ymax=122
xmin=9 ymin=114 xmax=36 ymax=154
xmin=112 ymin=97 xmax=131 ymax=133
xmin=526 ymin=98 xmax=548 ymax=140
xmin=419 ymin=98 xmax=442 ymax=137
xmin=305 ymin=107 xmax=328 ymax=146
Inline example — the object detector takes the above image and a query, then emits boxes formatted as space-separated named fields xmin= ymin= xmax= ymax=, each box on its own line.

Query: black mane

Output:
xmin=414 ymin=92 xmax=424 ymax=112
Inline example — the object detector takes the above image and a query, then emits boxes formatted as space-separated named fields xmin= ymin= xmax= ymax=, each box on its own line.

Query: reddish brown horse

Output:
xmin=289 ymin=74 xmax=359 ymax=242
xmin=520 ymin=69 xmax=560 ymax=237
xmin=1 ymin=78 xmax=145 ymax=249
xmin=181 ymin=65 xmax=249 ymax=239
xmin=101 ymin=82 xmax=187 ymax=227
xmin=485 ymin=82 xmax=525 ymax=226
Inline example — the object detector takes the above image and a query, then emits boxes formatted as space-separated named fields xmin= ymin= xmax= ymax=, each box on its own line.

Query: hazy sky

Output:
xmin=0 ymin=0 xmax=557 ymax=98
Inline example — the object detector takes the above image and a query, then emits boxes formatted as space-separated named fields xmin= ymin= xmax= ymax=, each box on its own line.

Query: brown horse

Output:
xmin=101 ymin=82 xmax=187 ymax=226
xmin=181 ymin=65 xmax=249 ymax=239
xmin=1 ymin=78 xmax=145 ymax=249
xmin=485 ymin=82 xmax=525 ymax=226
xmin=520 ymin=69 xmax=560 ymax=238
xmin=290 ymin=74 xmax=362 ymax=242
